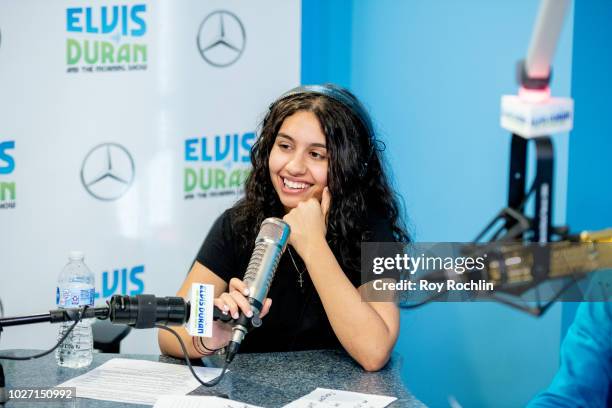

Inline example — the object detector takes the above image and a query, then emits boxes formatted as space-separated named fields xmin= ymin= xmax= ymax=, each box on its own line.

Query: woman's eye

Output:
xmin=310 ymin=151 xmax=326 ymax=160
xmin=278 ymin=143 xmax=291 ymax=150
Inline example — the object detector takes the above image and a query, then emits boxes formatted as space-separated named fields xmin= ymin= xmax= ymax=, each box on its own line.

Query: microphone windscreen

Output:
xmin=243 ymin=218 xmax=290 ymax=310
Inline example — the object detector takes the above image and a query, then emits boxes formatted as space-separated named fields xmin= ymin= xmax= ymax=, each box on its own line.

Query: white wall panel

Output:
xmin=0 ymin=0 xmax=301 ymax=354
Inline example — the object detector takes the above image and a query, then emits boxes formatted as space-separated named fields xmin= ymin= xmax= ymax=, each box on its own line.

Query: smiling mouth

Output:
xmin=281 ymin=177 xmax=312 ymax=191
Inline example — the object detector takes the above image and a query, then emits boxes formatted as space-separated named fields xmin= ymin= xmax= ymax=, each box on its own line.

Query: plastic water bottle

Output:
xmin=55 ymin=251 xmax=95 ymax=368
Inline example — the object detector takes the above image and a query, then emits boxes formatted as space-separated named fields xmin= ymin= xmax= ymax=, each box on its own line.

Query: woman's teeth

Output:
xmin=283 ymin=178 xmax=310 ymax=190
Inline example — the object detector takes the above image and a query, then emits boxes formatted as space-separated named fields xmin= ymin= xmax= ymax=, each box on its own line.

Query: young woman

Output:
xmin=158 ymin=84 xmax=409 ymax=371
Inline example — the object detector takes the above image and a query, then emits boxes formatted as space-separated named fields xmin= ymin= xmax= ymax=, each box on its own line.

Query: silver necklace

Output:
xmin=287 ymin=246 xmax=306 ymax=288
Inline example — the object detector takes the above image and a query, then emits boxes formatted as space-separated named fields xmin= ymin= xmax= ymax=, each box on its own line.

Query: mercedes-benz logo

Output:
xmin=80 ymin=143 xmax=135 ymax=201
xmin=197 ymin=10 xmax=246 ymax=67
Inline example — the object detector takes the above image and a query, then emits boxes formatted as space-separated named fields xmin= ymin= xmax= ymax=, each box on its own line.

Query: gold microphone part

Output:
xmin=579 ymin=228 xmax=612 ymax=243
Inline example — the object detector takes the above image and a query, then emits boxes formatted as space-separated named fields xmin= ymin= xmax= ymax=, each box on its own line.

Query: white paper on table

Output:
xmin=154 ymin=395 xmax=262 ymax=408
xmin=282 ymin=387 xmax=397 ymax=408
xmin=57 ymin=358 xmax=224 ymax=405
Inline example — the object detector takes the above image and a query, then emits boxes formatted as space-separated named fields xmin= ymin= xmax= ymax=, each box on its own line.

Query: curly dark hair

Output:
xmin=231 ymin=84 xmax=409 ymax=270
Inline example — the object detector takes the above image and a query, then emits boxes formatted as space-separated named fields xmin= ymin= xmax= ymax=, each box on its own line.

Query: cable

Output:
xmin=198 ymin=337 xmax=223 ymax=354
xmin=0 ymin=307 xmax=229 ymax=388
xmin=0 ymin=307 xmax=230 ymax=387
xmin=0 ymin=306 xmax=87 ymax=361
xmin=155 ymin=324 xmax=229 ymax=387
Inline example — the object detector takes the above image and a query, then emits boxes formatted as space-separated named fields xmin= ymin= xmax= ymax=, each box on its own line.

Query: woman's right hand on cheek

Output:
xmin=214 ymin=277 xmax=273 ymax=321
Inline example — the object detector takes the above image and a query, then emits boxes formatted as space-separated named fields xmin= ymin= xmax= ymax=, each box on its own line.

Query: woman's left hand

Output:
xmin=283 ymin=187 xmax=331 ymax=258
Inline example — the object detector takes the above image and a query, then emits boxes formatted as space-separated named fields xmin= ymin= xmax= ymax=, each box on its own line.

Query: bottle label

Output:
xmin=57 ymin=287 xmax=94 ymax=307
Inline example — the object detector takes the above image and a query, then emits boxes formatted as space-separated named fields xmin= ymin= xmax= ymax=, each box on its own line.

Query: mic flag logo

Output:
xmin=0 ymin=140 xmax=16 ymax=210
xmin=66 ymin=4 xmax=148 ymax=74
xmin=188 ymin=283 xmax=214 ymax=337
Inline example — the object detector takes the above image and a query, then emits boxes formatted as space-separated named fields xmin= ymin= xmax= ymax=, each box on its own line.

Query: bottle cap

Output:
xmin=68 ymin=251 xmax=84 ymax=261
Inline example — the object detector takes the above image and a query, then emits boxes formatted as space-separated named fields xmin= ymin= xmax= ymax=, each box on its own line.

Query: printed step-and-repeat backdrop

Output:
xmin=0 ymin=0 xmax=301 ymax=354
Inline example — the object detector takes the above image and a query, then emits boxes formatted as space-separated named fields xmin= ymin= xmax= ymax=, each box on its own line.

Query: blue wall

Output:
xmin=301 ymin=0 xmax=352 ymax=88
xmin=562 ymin=0 xmax=612 ymax=335
xmin=303 ymin=1 xmax=577 ymax=406
xmin=567 ymin=0 xmax=612 ymax=235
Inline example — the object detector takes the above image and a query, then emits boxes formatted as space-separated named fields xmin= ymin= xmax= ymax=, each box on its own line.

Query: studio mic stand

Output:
xmin=0 ymin=307 xmax=109 ymax=329
xmin=0 ymin=306 xmax=108 ymax=404
xmin=0 ymin=296 xmax=243 ymax=403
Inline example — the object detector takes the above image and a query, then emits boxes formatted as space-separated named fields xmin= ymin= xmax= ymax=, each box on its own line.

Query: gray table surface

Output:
xmin=1 ymin=349 xmax=425 ymax=407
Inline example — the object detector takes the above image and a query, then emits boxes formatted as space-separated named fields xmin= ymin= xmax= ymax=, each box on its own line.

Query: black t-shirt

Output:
xmin=196 ymin=209 xmax=395 ymax=353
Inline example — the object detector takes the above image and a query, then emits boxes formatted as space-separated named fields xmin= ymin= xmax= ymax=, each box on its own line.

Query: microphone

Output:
xmin=479 ymin=238 xmax=612 ymax=295
xmin=107 ymin=295 xmax=188 ymax=328
xmin=423 ymin=244 xmax=610 ymax=296
xmin=414 ymin=229 xmax=612 ymax=312
xmin=105 ymin=291 xmax=231 ymax=330
xmin=37 ymin=290 xmax=226 ymax=330
xmin=226 ymin=217 xmax=290 ymax=363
